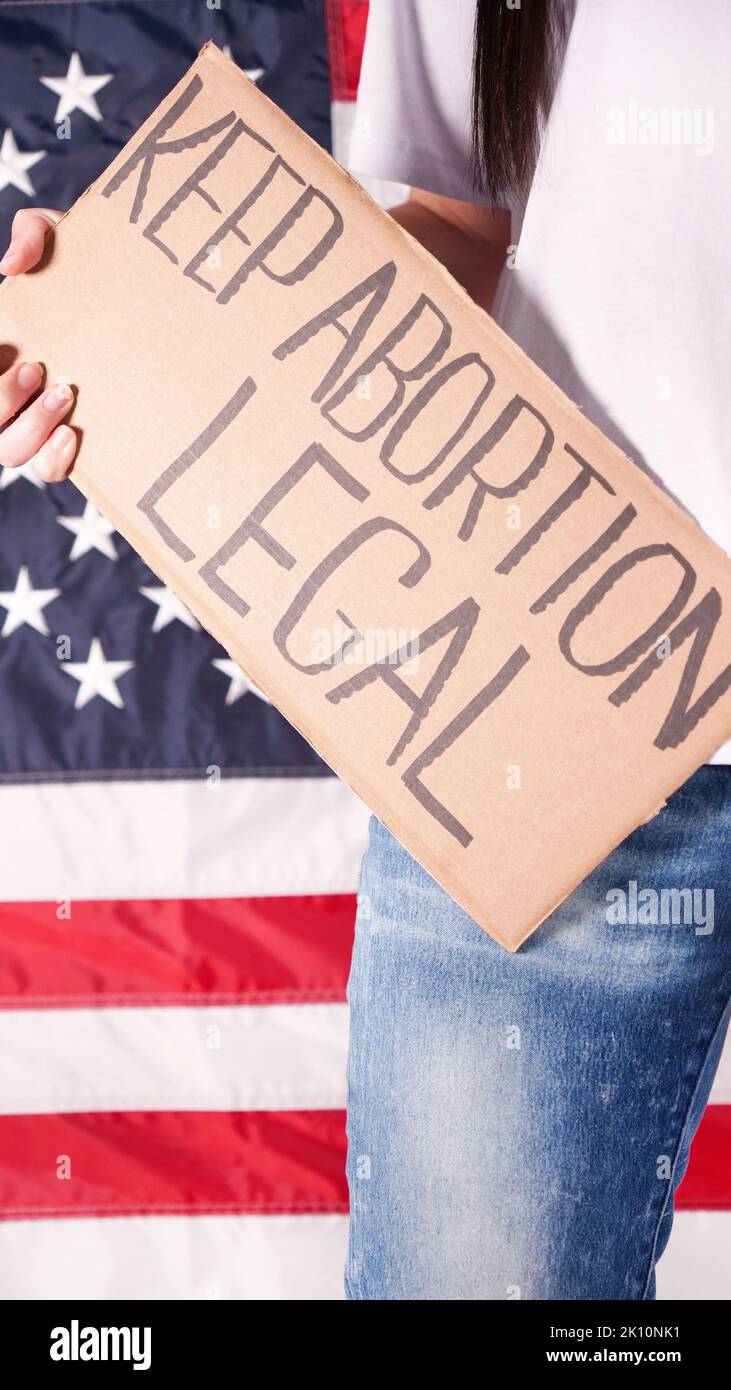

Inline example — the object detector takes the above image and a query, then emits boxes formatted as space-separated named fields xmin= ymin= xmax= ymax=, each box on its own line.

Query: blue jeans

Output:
xmin=345 ymin=766 xmax=731 ymax=1300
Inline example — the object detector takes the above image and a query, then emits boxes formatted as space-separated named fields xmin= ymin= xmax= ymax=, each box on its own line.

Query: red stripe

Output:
xmin=0 ymin=1104 xmax=726 ymax=1221
xmin=0 ymin=1110 xmax=348 ymax=1218
xmin=326 ymin=0 xmax=369 ymax=102
xmin=0 ymin=895 xmax=355 ymax=1008
xmin=677 ymin=1105 xmax=731 ymax=1210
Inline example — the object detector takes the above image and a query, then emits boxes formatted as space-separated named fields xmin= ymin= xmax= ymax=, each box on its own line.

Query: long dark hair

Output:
xmin=471 ymin=0 xmax=569 ymax=203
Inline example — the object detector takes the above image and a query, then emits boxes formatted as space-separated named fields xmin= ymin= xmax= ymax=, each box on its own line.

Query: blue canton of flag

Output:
xmin=0 ymin=0 xmax=333 ymax=779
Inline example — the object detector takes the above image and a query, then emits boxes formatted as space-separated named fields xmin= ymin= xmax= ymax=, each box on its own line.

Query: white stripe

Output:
xmin=0 ymin=1003 xmax=348 ymax=1114
xmin=0 ymin=1209 xmax=726 ymax=1299
xmin=0 ymin=1214 xmax=348 ymax=1300
xmin=0 ymin=988 xmax=726 ymax=1116
xmin=709 ymin=1030 xmax=731 ymax=1104
xmin=0 ymin=777 xmax=370 ymax=902
xmin=657 ymin=1211 xmax=731 ymax=1300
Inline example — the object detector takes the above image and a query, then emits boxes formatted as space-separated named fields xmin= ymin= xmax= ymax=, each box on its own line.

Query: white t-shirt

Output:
xmin=348 ymin=0 xmax=731 ymax=762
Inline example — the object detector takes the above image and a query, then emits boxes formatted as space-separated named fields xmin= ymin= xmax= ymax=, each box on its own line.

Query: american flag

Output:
xmin=0 ymin=0 xmax=728 ymax=1300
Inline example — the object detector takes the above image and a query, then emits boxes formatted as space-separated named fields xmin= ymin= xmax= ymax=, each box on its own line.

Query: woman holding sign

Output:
xmin=341 ymin=0 xmax=731 ymax=1301
xmin=0 ymin=0 xmax=729 ymax=1302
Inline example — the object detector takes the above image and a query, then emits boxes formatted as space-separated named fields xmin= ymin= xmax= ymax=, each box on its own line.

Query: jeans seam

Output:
xmin=639 ymin=988 xmax=731 ymax=1300
xmin=344 ymin=863 xmax=378 ymax=1301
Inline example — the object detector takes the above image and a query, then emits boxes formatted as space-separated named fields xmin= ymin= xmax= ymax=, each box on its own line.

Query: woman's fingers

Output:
xmin=0 ymin=358 xmax=44 ymax=422
xmin=0 ymin=207 xmax=63 ymax=275
xmin=0 ymin=377 xmax=75 ymax=472
xmin=0 ymin=206 xmax=76 ymax=483
xmin=27 ymin=423 xmax=78 ymax=482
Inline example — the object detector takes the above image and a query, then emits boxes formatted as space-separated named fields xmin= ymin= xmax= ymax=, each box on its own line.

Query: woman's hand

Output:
xmin=390 ymin=189 xmax=510 ymax=314
xmin=0 ymin=207 xmax=77 ymax=483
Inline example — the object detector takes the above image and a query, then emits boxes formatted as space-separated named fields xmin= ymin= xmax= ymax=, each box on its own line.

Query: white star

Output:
xmin=40 ymin=51 xmax=113 ymax=124
xmin=140 ymin=585 xmax=199 ymax=633
xmin=0 ymin=128 xmax=45 ymax=197
xmin=0 ymin=566 xmax=60 ymax=637
xmin=58 ymin=501 xmax=117 ymax=561
xmin=0 ymin=459 xmax=46 ymax=490
xmin=63 ymin=636 xmax=133 ymax=710
xmin=212 ymin=658 xmax=270 ymax=706
xmin=221 ymin=46 xmax=264 ymax=83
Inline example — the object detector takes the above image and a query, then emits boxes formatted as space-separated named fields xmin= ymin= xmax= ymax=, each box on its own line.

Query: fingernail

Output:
xmin=17 ymin=361 xmax=43 ymax=389
xmin=0 ymin=244 xmax=16 ymax=271
xmin=50 ymin=424 xmax=74 ymax=453
xmin=42 ymin=382 xmax=73 ymax=411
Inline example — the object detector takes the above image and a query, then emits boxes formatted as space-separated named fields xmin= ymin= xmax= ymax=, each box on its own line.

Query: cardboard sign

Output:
xmin=1 ymin=44 xmax=730 ymax=951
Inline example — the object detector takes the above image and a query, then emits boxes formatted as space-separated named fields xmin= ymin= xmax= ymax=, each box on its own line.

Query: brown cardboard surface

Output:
xmin=1 ymin=44 xmax=730 ymax=951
